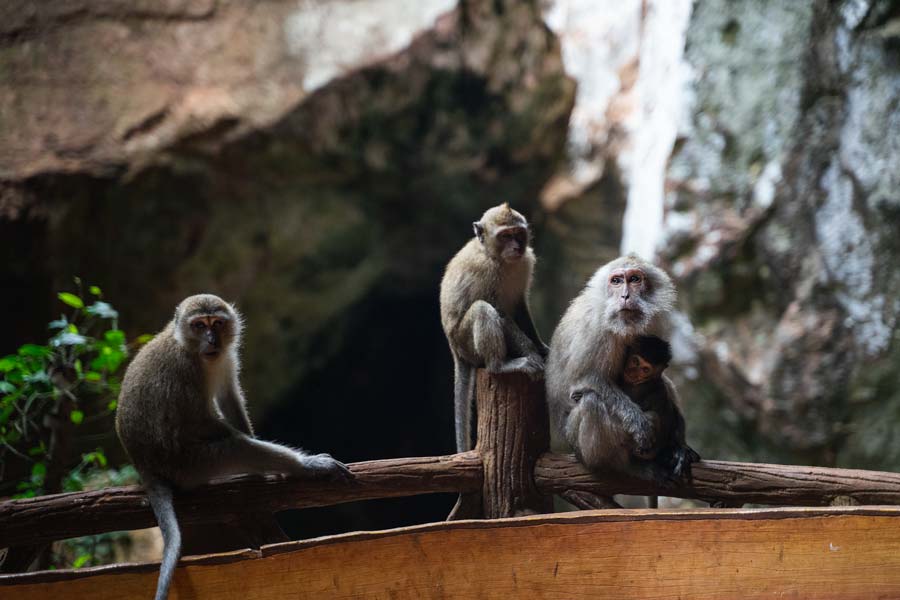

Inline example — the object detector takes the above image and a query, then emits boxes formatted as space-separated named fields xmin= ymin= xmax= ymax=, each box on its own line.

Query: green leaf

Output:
xmin=31 ymin=462 xmax=47 ymax=482
xmin=48 ymin=317 xmax=68 ymax=330
xmin=70 ymin=410 xmax=84 ymax=425
xmin=51 ymin=332 xmax=88 ymax=347
xmin=0 ymin=403 xmax=15 ymax=425
xmin=0 ymin=356 xmax=18 ymax=372
xmin=28 ymin=444 xmax=46 ymax=457
xmin=72 ymin=554 xmax=91 ymax=569
xmin=0 ymin=381 xmax=14 ymax=394
xmin=103 ymin=329 xmax=126 ymax=345
xmin=66 ymin=323 xmax=79 ymax=334
xmin=107 ymin=399 xmax=118 ymax=411
xmin=23 ymin=370 xmax=50 ymax=385
xmin=86 ymin=302 xmax=118 ymax=320
xmin=84 ymin=371 xmax=102 ymax=382
xmin=136 ymin=334 xmax=154 ymax=345
xmin=58 ymin=292 xmax=84 ymax=309
xmin=94 ymin=450 xmax=107 ymax=467
xmin=17 ymin=344 xmax=51 ymax=358
xmin=89 ymin=285 xmax=102 ymax=296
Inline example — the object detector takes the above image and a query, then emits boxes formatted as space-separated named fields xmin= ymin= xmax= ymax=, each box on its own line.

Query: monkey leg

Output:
xmin=459 ymin=300 xmax=543 ymax=380
xmin=503 ymin=318 xmax=540 ymax=358
xmin=178 ymin=435 xmax=350 ymax=487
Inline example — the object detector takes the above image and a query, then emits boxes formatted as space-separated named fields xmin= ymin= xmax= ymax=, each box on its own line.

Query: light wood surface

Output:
xmin=6 ymin=507 xmax=900 ymax=599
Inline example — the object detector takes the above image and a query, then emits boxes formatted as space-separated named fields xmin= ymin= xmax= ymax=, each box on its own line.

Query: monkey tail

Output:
xmin=453 ymin=356 xmax=476 ymax=452
xmin=146 ymin=479 xmax=182 ymax=600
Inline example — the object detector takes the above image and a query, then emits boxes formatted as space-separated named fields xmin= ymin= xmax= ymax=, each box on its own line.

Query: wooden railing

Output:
xmin=3 ymin=370 xmax=900 ymax=589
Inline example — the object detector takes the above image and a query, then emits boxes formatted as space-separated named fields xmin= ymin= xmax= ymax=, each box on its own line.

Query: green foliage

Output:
xmin=0 ymin=279 xmax=151 ymax=504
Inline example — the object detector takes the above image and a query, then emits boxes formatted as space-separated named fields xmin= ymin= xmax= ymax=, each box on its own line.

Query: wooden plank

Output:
xmin=0 ymin=452 xmax=482 ymax=548
xmin=5 ymin=507 xmax=900 ymax=599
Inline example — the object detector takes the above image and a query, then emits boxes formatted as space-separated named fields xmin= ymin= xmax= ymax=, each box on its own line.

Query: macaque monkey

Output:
xmin=440 ymin=203 xmax=547 ymax=454
xmin=620 ymin=335 xmax=699 ymax=477
xmin=546 ymin=254 xmax=680 ymax=484
xmin=116 ymin=294 xmax=350 ymax=600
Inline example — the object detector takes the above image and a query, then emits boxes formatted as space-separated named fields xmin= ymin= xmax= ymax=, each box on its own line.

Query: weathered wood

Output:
xmin=475 ymin=370 xmax=552 ymax=518
xmin=6 ymin=507 xmax=900 ymax=599
xmin=0 ymin=452 xmax=482 ymax=549
xmin=537 ymin=453 xmax=900 ymax=506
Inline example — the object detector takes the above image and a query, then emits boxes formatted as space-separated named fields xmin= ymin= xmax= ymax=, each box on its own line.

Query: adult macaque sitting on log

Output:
xmin=546 ymin=254 xmax=694 ymax=487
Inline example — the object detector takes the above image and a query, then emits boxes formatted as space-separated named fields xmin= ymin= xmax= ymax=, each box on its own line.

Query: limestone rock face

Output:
xmin=661 ymin=0 xmax=900 ymax=467
xmin=0 ymin=0 xmax=574 ymax=423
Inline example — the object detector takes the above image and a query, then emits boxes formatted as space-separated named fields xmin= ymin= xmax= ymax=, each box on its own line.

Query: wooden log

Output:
xmin=536 ymin=453 xmax=900 ymax=506
xmin=475 ymin=370 xmax=552 ymax=518
xmin=0 ymin=452 xmax=482 ymax=549
xmin=6 ymin=507 xmax=900 ymax=599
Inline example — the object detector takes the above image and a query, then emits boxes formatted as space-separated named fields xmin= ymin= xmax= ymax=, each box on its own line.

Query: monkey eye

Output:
xmin=642 ymin=367 xmax=650 ymax=374
xmin=212 ymin=319 xmax=224 ymax=328
xmin=610 ymin=276 xmax=624 ymax=285
xmin=191 ymin=321 xmax=206 ymax=331
xmin=629 ymin=275 xmax=642 ymax=283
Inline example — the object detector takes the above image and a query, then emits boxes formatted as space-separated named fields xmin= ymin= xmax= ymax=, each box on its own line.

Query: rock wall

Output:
xmin=2 ymin=0 xmax=899 ymax=487
xmin=662 ymin=0 xmax=900 ymax=467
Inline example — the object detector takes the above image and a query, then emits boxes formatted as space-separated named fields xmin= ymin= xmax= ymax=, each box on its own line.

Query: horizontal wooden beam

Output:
xmin=536 ymin=453 xmax=900 ymax=505
xmin=5 ymin=507 xmax=900 ymax=598
xmin=0 ymin=452 xmax=482 ymax=548
xmin=4 ymin=451 xmax=900 ymax=551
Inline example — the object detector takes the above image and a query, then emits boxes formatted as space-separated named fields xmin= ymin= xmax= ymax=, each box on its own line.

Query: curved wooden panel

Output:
xmin=5 ymin=507 xmax=900 ymax=599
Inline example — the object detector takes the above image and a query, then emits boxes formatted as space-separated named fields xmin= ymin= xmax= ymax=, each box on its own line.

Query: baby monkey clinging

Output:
xmin=620 ymin=335 xmax=699 ymax=478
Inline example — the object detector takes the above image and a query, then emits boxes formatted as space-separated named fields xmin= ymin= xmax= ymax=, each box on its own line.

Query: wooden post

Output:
xmin=475 ymin=369 xmax=552 ymax=518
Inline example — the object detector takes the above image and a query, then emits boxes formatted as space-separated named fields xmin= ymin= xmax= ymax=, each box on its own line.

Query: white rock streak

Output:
xmin=543 ymin=0 xmax=692 ymax=259
xmin=285 ymin=0 xmax=455 ymax=92
xmin=620 ymin=0 xmax=692 ymax=259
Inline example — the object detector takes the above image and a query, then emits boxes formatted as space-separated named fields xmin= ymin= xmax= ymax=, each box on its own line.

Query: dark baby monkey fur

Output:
xmin=116 ymin=294 xmax=350 ymax=600
xmin=620 ymin=335 xmax=699 ymax=478
xmin=440 ymin=203 xmax=548 ymax=454
xmin=546 ymin=254 xmax=680 ymax=485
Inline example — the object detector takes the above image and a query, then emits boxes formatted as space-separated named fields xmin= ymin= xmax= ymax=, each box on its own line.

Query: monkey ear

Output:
xmin=473 ymin=221 xmax=484 ymax=243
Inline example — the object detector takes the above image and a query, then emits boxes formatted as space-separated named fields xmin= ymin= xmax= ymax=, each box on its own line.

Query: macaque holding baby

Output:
xmin=620 ymin=335 xmax=699 ymax=477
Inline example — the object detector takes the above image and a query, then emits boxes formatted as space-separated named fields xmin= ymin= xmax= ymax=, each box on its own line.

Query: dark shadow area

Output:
xmin=259 ymin=289 xmax=458 ymax=537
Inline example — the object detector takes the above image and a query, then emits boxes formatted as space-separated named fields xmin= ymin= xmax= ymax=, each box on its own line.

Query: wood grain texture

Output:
xmin=537 ymin=453 xmax=900 ymax=506
xmin=6 ymin=507 xmax=900 ymax=599
xmin=0 ymin=452 xmax=482 ymax=548
xmin=475 ymin=370 xmax=551 ymax=518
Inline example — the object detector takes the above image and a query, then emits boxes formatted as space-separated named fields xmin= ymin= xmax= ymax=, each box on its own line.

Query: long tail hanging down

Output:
xmin=145 ymin=480 xmax=182 ymax=600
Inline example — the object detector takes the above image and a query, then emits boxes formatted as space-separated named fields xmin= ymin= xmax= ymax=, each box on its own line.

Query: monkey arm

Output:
xmin=513 ymin=302 xmax=549 ymax=357
xmin=216 ymin=375 xmax=254 ymax=438
xmin=570 ymin=381 xmax=656 ymax=456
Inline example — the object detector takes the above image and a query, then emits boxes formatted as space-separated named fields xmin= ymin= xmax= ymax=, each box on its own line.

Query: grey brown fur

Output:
xmin=440 ymin=204 xmax=547 ymax=454
xmin=546 ymin=255 xmax=680 ymax=484
xmin=116 ymin=294 xmax=350 ymax=600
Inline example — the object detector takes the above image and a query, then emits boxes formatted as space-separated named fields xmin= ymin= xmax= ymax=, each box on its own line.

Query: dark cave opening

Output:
xmin=258 ymin=290 xmax=459 ymax=538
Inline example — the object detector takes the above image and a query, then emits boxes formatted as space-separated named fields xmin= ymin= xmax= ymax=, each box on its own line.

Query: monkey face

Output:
xmin=623 ymin=353 xmax=662 ymax=385
xmin=494 ymin=226 xmax=528 ymax=262
xmin=607 ymin=267 xmax=648 ymax=317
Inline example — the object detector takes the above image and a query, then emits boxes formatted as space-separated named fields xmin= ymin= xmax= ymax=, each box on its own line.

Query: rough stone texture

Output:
xmin=662 ymin=0 xmax=900 ymax=467
xmin=0 ymin=0 xmax=575 ymax=424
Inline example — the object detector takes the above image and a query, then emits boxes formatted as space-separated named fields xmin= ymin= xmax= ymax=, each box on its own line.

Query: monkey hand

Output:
xmin=671 ymin=445 xmax=700 ymax=479
xmin=302 ymin=453 xmax=354 ymax=481
xmin=522 ymin=354 xmax=545 ymax=381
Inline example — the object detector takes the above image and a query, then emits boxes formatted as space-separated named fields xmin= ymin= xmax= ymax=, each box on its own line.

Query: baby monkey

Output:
xmin=620 ymin=335 xmax=699 ymax=478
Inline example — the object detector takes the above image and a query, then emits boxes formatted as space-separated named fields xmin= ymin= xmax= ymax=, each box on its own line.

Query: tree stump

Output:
xmin=475 ymin=369 xmax=552 ymax=518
